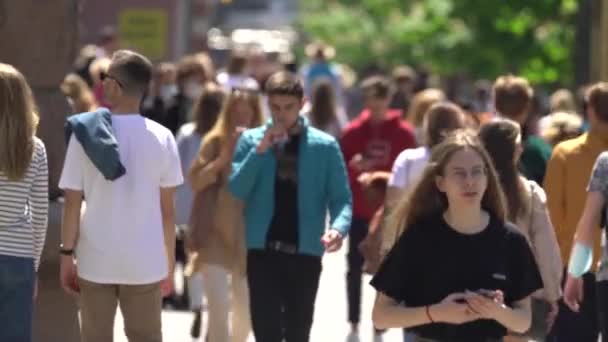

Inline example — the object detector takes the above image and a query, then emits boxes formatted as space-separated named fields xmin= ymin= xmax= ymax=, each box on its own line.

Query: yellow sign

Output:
xmin=119 ymin=9 xmax=167 ymax=60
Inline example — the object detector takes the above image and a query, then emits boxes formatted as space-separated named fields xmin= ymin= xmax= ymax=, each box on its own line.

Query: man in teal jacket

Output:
xmin=229 ymin=71 xmax=352 ymax=342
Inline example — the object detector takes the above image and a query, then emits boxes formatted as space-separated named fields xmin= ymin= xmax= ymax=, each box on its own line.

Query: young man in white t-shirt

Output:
xmin=59 ymin=50 xmax=183 ymax=342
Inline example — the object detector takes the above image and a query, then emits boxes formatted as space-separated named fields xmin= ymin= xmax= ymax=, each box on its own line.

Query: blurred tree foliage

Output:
xmin=298 ymin=0 xmax=578 ymax=85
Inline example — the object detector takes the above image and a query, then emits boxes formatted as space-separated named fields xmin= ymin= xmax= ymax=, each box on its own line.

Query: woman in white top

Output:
xmin=0 ymin=63 xmax=49 ymax=341
xmin=382 ymin=102 xmax=467 ymax=253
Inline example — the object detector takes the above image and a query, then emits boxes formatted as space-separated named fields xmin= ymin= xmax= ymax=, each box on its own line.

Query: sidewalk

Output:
xmin=114 ymin=240 xmax=405 ymax=341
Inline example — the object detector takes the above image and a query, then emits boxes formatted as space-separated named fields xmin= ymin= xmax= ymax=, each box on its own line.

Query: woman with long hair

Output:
xmin=479 ymin=119 xmax=562 ymax=341
xmin=381 ymin=102 xmax=467 ymax=254
xmin=0 ymin=63 xmax=49 ymax=341
xmin=187 ymin=88 xmax=264 ymax=342
xmin=306 ymin=80 xmax=348 ymax=138
xmin=371 ymin=129 xmax=542 ymax=341
xmin=173 ymin=82 xmax=225 ymax=333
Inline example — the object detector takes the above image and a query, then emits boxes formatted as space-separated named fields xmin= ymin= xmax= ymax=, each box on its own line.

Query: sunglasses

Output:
xmin=100 ymin=71 xmax=123 ymax=88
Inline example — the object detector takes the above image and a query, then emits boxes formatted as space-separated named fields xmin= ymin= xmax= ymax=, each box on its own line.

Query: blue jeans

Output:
xmin=0 ymin=254 xmax=35 ymax=342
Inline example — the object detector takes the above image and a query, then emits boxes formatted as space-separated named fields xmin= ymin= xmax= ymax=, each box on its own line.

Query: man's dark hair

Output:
xmin=361 ymin=75 xmax=394 ymax=99
xmin=264 ymin=71 xmax=304 ymax=100
xmin=109 ymin=50 xmax=153 ymax=97
xmin=587 ymin=82 xmax=608 ymax=122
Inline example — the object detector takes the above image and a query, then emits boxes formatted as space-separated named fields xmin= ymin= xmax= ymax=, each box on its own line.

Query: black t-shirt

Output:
xmin=370 ymin=213 xmax=543 ymax=341
xmin=266 ymin=133 xmax=301 ymax=246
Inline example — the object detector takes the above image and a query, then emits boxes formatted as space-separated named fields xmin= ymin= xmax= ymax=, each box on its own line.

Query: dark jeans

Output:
xmin=0 ymin=254 xmax=35 ymax=342
xmin=247 ymin=249 xmax=322 ymax=342
xmin=347 ymin=217 xmax=369 ymax=324
xmin=597 ymin=279 xmax=608 ymax=341
xmin=547 ymin=271 xmax=598 ymax=342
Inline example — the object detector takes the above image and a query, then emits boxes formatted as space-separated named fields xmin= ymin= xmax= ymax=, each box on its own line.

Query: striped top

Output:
xmin=0 ymin=137 xmax=48 ymax=269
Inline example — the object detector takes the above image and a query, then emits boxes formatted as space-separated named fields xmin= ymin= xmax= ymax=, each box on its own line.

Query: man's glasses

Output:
xmin=100 ymin=71 xmax=123 ymax=88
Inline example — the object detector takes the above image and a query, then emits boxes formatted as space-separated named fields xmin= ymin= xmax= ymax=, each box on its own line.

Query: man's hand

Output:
xmin=564 ymin=275 xmax=584 ymax=312
xmin=256 ymin=125 xmax=287 ymax=154
xmin=321 ymin=229 xmax=344 ymax=253
xmin=60 ymin=255 xmax=80 ymax=296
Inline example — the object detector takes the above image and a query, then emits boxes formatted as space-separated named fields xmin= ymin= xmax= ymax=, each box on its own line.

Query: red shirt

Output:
xmin=340 ymin=109 xmax=416 ymax=220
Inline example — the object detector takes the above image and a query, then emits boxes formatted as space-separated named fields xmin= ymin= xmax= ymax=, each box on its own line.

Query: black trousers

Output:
xmin=247 ymin=249 xmax=322 ymax=342
xmin=597 ymin=279 xmax=608 ymax=341
xmin=547 ymin=271 xmax=598 ymax=342
xmin=347 ymin=217 xmax=369 ymax=324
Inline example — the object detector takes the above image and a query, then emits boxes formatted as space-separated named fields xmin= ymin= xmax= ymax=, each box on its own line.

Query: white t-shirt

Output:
xmin=59 ymin=114 xmax=183 ymax=284
xmin=388 ymin=147 xmax=430 ymax=189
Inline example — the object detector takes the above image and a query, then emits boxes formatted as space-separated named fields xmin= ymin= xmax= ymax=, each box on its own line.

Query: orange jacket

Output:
xmin=544 ymin=127 xmax=608 ymax=269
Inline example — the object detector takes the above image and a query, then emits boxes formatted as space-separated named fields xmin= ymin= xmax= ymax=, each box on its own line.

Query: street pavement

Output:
xmin=114 ymin=239 xmax=405 ymax=342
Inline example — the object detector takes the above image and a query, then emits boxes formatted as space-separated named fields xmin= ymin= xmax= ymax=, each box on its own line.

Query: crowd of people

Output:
xmin=2 ymin=30 xmax=608 ymax=342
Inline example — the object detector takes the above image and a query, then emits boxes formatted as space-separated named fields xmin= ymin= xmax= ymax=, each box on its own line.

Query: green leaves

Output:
xmin=298 ymin=0 xmax=577 ymax=86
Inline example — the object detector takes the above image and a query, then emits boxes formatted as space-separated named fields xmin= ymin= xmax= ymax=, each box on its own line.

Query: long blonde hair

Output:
xmin=389 ymin=129 xmax=507 ymax=236
xmin=0 ymin=63 xmax=40 ymax=180
xmin=406 ymin=88 xmax=445 ymax=126
xmin=204 ymin=89 xmax=264 ymax=147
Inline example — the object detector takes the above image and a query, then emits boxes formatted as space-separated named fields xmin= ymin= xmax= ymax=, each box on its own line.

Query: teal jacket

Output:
xmin=229 ymin=117 xmax=352 ymax=257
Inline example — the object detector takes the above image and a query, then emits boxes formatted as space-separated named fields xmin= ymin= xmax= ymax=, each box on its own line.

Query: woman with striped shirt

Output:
xmin=0 ymin=63 xmax=49 ymax=342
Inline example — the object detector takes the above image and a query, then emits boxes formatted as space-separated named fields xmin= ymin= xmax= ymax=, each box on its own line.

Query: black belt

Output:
xmin=265 ymin=240 xmax=297 ymax=254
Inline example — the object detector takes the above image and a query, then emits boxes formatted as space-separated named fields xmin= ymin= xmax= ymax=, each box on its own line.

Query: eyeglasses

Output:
xmin=100 ymin=71 xmax=123 ymax=88
xmin=446 ymin=167 xmax=487 ymax=183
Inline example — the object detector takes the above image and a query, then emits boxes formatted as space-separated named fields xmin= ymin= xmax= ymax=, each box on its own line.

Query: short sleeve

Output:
xmin=58 ymin=135 xmax=85 ymax=191
xmin=588 ymin=152 xmax=608 ymax=198
xmin=388 ymin=152 xmax=408 ymax=188
xmin=507 ymin=231 xmax=544 ymax=303
xmin=160 ymin=133 xmax=184 ymax=188
xmin=370 ymin=225 xmax=420 ymax=302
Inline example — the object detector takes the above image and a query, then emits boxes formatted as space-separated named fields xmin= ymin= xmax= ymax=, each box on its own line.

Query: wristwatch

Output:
xmin=59 ymin=244 xmax=75 ymax=256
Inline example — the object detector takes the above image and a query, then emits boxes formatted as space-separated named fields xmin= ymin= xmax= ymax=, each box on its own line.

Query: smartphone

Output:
xmin=476 ymin=289 xmax=496 ymax=299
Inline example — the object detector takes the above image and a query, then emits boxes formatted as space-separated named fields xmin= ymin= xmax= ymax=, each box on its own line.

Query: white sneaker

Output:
xmin=346 ymin=332 xmax=360 ymax=342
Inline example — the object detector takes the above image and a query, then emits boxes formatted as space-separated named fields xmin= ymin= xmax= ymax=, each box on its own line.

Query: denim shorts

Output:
xmin=0 ymin=254 xmax=35 ymax=342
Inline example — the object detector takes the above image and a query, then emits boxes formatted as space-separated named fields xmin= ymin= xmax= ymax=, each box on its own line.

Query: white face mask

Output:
xmin=160 ymin=84 xmax=178 ymax=102
xmin=184 ymin=82 xmax=203 ymax=100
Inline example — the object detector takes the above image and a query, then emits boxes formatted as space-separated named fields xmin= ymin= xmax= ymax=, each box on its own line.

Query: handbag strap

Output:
xmin=528 ymin=180 xmax=535 ymax=230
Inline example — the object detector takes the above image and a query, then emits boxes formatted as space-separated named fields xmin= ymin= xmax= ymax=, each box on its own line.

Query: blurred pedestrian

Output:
xmin=187 ymin=87 xmax=264 ymax=342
